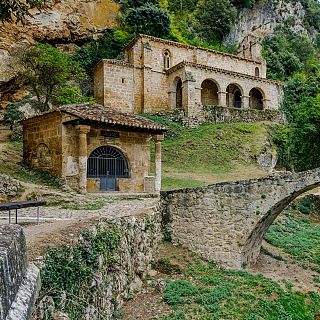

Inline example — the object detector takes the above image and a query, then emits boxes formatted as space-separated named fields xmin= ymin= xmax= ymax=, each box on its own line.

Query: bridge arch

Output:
xmin=161 ymin=168 xmax=320 ymax=269
xmin=241 ymin=180 xmax=320 ymax=267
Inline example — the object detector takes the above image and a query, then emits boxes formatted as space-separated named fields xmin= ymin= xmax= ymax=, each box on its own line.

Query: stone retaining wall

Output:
xmin=0 ymin=225 xmax=40 ymax=320
xmin=0 ymin=174 xmax=22 ymax=201
xmin=34 ymin=210 xmax=162 ymax=319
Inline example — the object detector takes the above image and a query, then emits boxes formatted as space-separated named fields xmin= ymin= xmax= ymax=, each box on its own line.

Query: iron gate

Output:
xmin=87 ymin=146 xmax=129 ymax=191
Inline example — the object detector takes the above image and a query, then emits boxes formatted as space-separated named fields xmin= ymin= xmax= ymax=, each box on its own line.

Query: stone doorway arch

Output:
xmin=87 ymin=146 xmax=130 ymax=191
xmin=176 ymin=78 xmax=183 ymax=109
xmin=227 ymin=84 xmax=243 ymax=108
xmin=201 ymin=79 xmax=219 ymax=106
xmin=249 ymin=88 xmax=264 ymax=110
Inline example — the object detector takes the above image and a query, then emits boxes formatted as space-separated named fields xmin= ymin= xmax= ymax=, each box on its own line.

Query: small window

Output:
xmin=255 ymin=67 xmax=259 ymax=77
xmin=163 ymin=50 xmax=171 ymax=69
xmin=121 ymin=78 xmax=125 ymax=84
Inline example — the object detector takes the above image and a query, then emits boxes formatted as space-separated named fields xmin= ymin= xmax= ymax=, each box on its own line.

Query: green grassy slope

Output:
xmin=265 ymin=199 xmax=320 ymax=267
xmin=154 ymin=243 xmax=320 ymax=320
xmin=145 ymin=116 xmax=277 ymax=190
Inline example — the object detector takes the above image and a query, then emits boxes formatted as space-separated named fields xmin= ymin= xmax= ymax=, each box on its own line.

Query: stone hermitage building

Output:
xmin=93 ymin=34 xmax=283 ymax=116
xmin=22 ymin=104 xmax=166 ymax=193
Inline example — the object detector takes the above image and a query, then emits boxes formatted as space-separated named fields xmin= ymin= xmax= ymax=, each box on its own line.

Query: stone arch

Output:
xmin=163 ymin=49 xmax=171 ymax=69
xmin=201 ymin=79 xmax=220 ymax=106
xmin=171 ymin=77 xmax=183 ymax=109
xmin=255 ymin=67 xmax=260 ymax=77
xmin=226 ymin=83 xmax=243 ymax=108
xmin=241 ymin=181 xmax=320 ymax=267
xmin=87 ymin=145 xmax=130 ymax=191
xmin=249 ymin=87 xmax=264 ymax=110
xmin=35 ymin=143 xmax=52 ymax=168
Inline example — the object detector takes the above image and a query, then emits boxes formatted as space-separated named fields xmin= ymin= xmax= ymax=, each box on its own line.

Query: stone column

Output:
xmin=153 ymin=134 xmax=164 ymax=193
xmin=262 ymin=98 xmax=270 ymax=110
xmin=242 ymin=95 xmax=250 ymax=109
xmin=76 ymin=125 xmax=91 ymax=193
xmin=218 ymin=91 xmax=227 ymax=107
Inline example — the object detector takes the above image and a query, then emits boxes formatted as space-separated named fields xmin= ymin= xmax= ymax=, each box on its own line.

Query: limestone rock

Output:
xmin=225 ymin=0 xmax=307 ymax=46
xmin=0 ymin=0 xmax=119 ymax=83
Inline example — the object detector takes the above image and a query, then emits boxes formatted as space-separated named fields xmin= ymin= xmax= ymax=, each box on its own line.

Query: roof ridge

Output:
xmin=124 ymin=34 xmax=263 ymax=64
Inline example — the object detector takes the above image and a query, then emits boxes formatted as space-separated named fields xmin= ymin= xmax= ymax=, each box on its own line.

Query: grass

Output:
xmin=144 ymin=116 xmax=276 ymax=190
xmin=0 ymin=141 xmax=62 ymax=189
xmin=265 ymin=208 xmax=320 ymax=264
xmin=154 ymin=245 xmax=320 ymax=320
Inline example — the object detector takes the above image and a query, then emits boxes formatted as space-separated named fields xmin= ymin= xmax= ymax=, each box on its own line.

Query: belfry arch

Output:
xmin=201 ymin=79 xmax=219 ymax=106
xmin=226 ymin=84 xmax=243 ymax=108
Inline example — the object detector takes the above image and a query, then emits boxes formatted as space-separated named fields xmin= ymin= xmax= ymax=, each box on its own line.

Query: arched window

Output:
xmin=255 ymin=67 xmax=260 ymax=77
xmin=163 ymin=50 xmax=171 ymax=69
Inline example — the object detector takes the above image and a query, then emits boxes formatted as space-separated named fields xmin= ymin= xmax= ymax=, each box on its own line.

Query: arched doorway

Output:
xmin=227 ymin=84 xmax=242 ymax=108
xmin=87 ymin=146 xmax=129 ymax=191
xmin=201 ymin=79 xmax=219 ymax=106
xmin=176 ymin=79 xmax=183 ymax=109
xmin=249 ymin=88 xmax=264 ymax=110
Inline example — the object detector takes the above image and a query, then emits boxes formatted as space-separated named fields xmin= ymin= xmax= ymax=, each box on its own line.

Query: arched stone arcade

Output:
xmin=201 ymin=79 xmax=219 ymax=106
xmin=227 ymin=83 xmax=243 ymax=108
xmin=249 ymin=87 xmax=264 ymax=110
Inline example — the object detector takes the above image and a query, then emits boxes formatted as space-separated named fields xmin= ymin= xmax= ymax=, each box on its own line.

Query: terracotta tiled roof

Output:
xmin=22 ymin=104 xmax=167 ymax=133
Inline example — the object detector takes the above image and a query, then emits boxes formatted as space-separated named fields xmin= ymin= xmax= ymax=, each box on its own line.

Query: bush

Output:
xmin=17 ymin=44 xmax=87 ymax=109
xmin=194 ymin=0 xmax=237 ymax=43
xmin=123 ymin=4 xmax=171 ymax=37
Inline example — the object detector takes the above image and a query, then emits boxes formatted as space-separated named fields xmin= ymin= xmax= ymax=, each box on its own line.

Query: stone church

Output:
xmin=22 ymin=104 xmax=166 ymax=193
xmin=93 ymin=34 xmax=283 ymax=117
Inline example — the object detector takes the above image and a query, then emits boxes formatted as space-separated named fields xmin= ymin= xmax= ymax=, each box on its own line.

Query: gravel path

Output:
xmin=0 ymin=198 xmax=159 ymax=259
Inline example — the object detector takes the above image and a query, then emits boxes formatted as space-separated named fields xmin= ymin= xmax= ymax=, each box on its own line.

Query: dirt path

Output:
xmin=249 ymin=240 xmax=320 ymax=292
xmin=10 ymin=198 xmax=159 ymax=259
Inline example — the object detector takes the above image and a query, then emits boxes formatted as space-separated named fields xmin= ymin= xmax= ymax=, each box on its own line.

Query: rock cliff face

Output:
xmin=225 ymin=0 xmax=307 ymax=45
xmin=0 ymin=0 xmax=119 ymax=83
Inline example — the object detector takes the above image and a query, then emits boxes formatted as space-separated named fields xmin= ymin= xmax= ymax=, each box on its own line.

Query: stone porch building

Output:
xmin=94 ymin=34 xmax=283 ymax=117
xmin=22 ymin=104 xmax=166 ymax=193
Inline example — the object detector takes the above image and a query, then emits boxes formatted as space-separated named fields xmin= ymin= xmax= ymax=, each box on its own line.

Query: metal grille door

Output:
xmin=87 ymin=146 xmax=129 ymax=191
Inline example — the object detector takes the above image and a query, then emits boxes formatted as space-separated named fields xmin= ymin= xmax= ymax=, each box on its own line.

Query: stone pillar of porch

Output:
xmin=76 ymin=125 xmax=91 ymax=193
xmin=262 ymin=98 xmax=270 ymax=110
xmin=242 ymin=95 xmax=250 ymax=109
xmin=218 ymin=91 xmax=227 ymax=107
xmin=153 ymin=134 xmax=164 ymax=193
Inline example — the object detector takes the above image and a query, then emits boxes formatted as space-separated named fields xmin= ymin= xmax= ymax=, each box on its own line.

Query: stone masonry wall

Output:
xmin=0 ymin=225 xmax=40 ymax=320
xmin=161 ymin=169 xmax=320 ymax=269
xmin=34 ymin=210 xmax=162 ymax=320
xmin=22 ymin=112 xmax=63 ymax=177
xmin=62 ymin=122 xmax=152 ymax=192
xmin=0 ymin=174 xmax=22 ymax=201
xmin=126 ymin=36 xmax=266 ymax=78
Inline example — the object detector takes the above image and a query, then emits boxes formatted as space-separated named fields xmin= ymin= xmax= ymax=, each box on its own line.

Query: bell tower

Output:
xmin=239 ymin=34 xmax=263 ymax=61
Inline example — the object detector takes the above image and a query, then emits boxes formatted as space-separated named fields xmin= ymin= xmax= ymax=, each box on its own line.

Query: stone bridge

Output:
xmin=161 ymin=169 xmax=320 ymax=269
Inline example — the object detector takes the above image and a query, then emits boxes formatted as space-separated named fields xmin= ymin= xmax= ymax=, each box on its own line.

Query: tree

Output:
xmin=0 ymin=0 xmax=45 ymax=23
xmin=195 ymin=0 xmax=237 ymax=43
xmin=17 ymin=44 xmax=87 ymax=110
xmin=123 ymin=4 xmax=170 ymax=38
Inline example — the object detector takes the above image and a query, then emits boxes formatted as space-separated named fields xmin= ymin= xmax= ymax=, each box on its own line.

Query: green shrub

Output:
xmin=123 ymin=4 xmax=171 ymax=37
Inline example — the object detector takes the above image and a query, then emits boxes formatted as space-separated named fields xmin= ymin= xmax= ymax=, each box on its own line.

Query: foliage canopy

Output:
xmin=17 ymin=44 xmax=87 ymax=110
xmin=0 ymin=0 xmax=45 ymax=22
